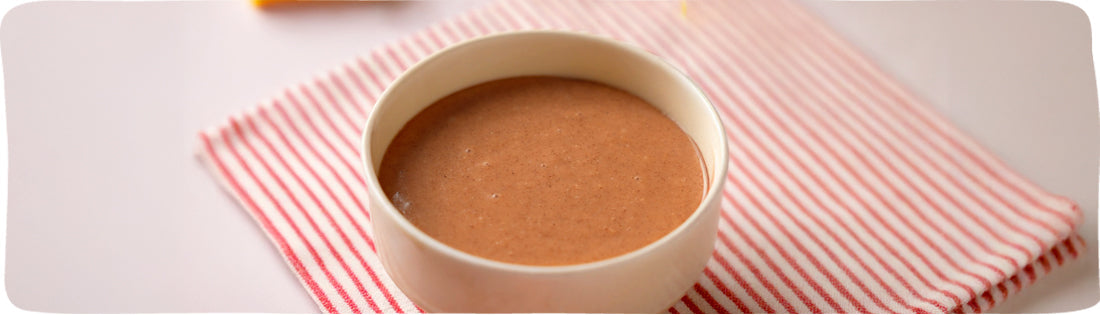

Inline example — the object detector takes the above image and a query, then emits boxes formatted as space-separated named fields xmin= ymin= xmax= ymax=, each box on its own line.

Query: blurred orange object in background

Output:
xmin=251 ymin=0 xmax=296 ymax=7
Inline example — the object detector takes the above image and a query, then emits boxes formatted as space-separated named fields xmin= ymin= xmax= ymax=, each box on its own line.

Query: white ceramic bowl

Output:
xmin=361 ymin=30 xmax=729 ymax=313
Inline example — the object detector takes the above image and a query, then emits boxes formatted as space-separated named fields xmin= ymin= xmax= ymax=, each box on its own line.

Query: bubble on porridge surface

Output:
xmin=489 ymin=193 xmax=500 ymax=199
xmin=391 ymin=191 xmax=412 ymax=214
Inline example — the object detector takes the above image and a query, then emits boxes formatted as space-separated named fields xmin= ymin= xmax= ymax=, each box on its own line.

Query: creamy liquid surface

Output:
xmin=378 ymin=76 xmax=705 ymax=265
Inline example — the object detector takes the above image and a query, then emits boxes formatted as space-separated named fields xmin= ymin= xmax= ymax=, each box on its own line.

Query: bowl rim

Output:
xmin=360 ymin=30 xmax=730 ymax=274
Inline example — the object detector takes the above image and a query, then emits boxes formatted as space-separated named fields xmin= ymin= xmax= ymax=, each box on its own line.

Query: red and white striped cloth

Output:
xmin=196 ymin=0 xmax=1086 ymax=313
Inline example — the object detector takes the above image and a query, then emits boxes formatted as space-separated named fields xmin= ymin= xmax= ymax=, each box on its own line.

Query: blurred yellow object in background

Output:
xmin=252 ymin=0 xmax=295 ymax=7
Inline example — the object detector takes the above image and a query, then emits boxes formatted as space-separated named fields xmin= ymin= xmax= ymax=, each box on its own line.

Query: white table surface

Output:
xmin=3 ymin=0 xmax=1096 ymax=313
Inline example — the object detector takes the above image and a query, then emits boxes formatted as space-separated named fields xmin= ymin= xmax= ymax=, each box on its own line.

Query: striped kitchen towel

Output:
xmin=195 ymin=0 xmax=1086 ymax=313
